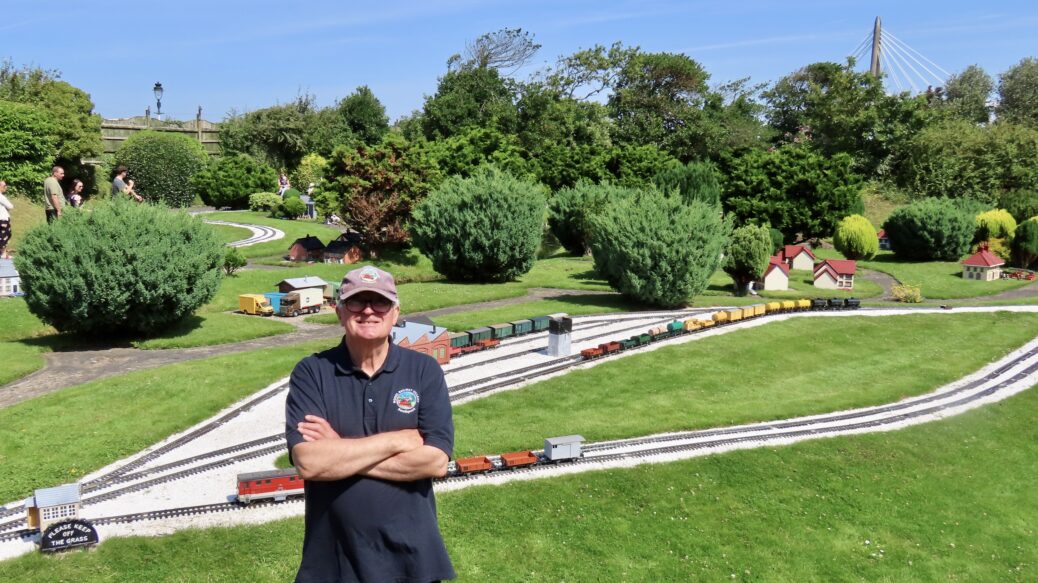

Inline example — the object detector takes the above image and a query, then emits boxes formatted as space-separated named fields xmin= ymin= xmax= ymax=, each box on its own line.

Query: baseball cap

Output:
xmin=340 ymin=266 xmax=398 ymax=304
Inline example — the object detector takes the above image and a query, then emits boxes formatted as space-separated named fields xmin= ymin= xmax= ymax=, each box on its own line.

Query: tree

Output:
xmin=113 ymin=131 xmax=209 ymax=207
xmin=723 ymin=224 xmax=772 ymax=295
xmin=600 ymin=144 xmax=676 ymax=188
xmin=722 ymin=144 xmax=864 ymax=242
xmin=548 ymin=181 xmax=633 ymax=255
xmin=336 ymin=86 xmax=389 ymax=144
xmin=997 ymin=57 xmax=1038 ymax=127
xmin=974 ymin=209 xmax=1017 ymax=241
xmin=653 ymin=159 xmax=722 ymax=205
xmin=999 ymin=189 xmax=1038 ymax=223
xmin=1011 ymin=218 xmax=1038 ymax=268
xmin=882 ymin=198 xmax=974 ymax=261
xmin=411 ymin=166 xmax=546 ymax=282
xmin=219 ymin=96 xmax=322 ymax=170
xmin=318 ymin=136 xmax=440 ymax=249
xmin=14 ymin=199 xmax=223 ymax=336
xmin=0 ymin=101 xmax=56 ymax=198
xmin=290 ymin=153 xmax=328 ymax=192
xmin=421 ymin=68 xmax=519 ymax=140
xmin=541 ymin=42 xmax=639 ymax=102
xmin=589 ymin=189 xmax=731 ymax=307
xmin=423 ymin=126 xmax=531 ymax=180
xmin=942 ymin=65 xmax=993 ymax=124
xmin=832 ymin=214 xmax=879 ymax=260
xmin=449 ymin=28 xmax=540 ymax=73
xmin=223 ymin=247 xmax=247 ymax=276
xmin=190 ymin=154 xmax=277 ymax=209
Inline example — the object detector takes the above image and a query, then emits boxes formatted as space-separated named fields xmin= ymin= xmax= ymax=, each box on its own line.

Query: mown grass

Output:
xmin=196 ymin=211 xmax=344 ymax=260
xmin=131 ymin=312 xmax=296 ymax=349
xmin=3 ymin=195 xmax=45 ymax=253
xmin=4 ymin=371 xmax=1037 ymax=580
xmin=0 ymin=299 xmax=54 ymax=385
xmin=209 ymin=223 xmax=254 ymax=245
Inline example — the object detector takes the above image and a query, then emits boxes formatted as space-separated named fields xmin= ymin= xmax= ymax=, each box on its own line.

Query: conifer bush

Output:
xmin=589 ymin=189 xmax=731 ymax=307
xmin=974 ymin=209 xmax=1017 ymax=242
xmin=653 ymin=159 xmax=722 ymax=205
xmin=1010 ymin=219 xmax=1038 ymax=268
xmin=411 ymin=166 xmax=546 ymax=282
xmin=190 ymin=154 xmax=277 ymax=209
xmin=113 ymin=131 xmax=209 ymax=207
xmin=883 ymin=199 xmax=974 ymax=261
xmin=723 ymin=224 xmax=773 ymax=295
xmin=833 ymin=214 xmax=879 ymax=260
xmin=548 ymin=181 xmax=634 ymax=255
xmin=14 ymin=199 xmax=223 ymax=336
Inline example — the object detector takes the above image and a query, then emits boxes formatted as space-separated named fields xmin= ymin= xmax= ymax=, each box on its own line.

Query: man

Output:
xmin=111 ymin=166 xmax=143 ymax=202
xmin=42 ymin=166 xmax=64 ymax=223
xmin=285 ymin=265 xmax=456 ymax=582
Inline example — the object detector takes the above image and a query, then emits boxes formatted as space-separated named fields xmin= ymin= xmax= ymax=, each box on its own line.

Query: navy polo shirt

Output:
xmin=285 ymin=339 xmax=456 ymax=583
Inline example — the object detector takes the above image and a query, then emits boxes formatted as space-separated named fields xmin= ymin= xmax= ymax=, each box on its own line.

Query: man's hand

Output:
xmin=298 ymin=415 xmax=341 ymax=442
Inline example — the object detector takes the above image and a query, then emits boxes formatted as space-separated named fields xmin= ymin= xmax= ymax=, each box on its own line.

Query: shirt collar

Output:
xmin=333 ymin=336 xmax=400 ymax=376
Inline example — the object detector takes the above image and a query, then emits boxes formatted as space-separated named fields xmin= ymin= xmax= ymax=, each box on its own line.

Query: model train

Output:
xmin=580 ymin=297 xmax=860 ymax=360
xmin=449 ymin=315 xmax=555 ymax=358
xmin=235 ymin=436 xmax=585 ymax=504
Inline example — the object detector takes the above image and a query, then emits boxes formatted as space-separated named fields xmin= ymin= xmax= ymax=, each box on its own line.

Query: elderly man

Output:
xmin=285 ymin=265 xmax=456 ymax=583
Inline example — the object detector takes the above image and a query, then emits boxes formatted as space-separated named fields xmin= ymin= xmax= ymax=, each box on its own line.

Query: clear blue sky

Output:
xmin=3 ymin=1 xmax=1035 ymax=123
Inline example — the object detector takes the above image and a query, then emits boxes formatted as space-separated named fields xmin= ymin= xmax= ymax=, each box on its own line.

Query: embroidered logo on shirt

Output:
xmin=393 ymin=388 xmax=419 ymax=413
xmin=359 ymin=266 xmax=380 ymax=283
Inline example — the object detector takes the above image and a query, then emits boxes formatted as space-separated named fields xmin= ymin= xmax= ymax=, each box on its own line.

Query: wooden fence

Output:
xmin=100 ymin=114 xmax=221 ymax=157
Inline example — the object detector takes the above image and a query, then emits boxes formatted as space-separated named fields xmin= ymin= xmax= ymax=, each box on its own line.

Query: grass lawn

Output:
xmin=131 ymin=312 xmax=296 ymax=349
xmin=2 ymin=195 xmax=46 ymax=254
xmin=196 ymin=211 xmax=345 ymax=261
xmin=4 ymin=363 xmax=1037 ymax=580
xmin=208 ymin=223 xmax=254 ymax=245
xmin=0 ymin=299 xmax=54 ymax=385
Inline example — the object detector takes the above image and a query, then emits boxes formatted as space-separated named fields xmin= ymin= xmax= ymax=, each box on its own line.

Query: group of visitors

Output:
xmin=0 ymin=165 xmax=144 ymax=257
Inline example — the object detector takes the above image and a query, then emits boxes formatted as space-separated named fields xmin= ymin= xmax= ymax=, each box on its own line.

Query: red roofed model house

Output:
xmin=762 ymin=257 xmax=789 ymax=291
xmin=961 ymin=248 xmax=1005 ymax=281
xmin=287 ymin=235 xmax=326 ymax=262
xmin=813 ymin=259 xmax=857 ymax=290
xmin=781 ymin=245 xmax=817 ymax=271
xmin=877 ymin=229 xmax=891 ymax=250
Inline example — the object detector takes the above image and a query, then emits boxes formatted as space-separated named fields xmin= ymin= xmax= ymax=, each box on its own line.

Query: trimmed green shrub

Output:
xmin=974 ymin=209 xmax=1017 ymax=241
xmin=13 ymin=199 xmax=223 ymax=336
xmin=282 ymin=187 xmax=301 ymax=201
xmin=883 ymin=198 xmax=975 ymax=261
xmin=249 ymin=192 xmax=282 ymax=212
xmin=291 ymin=153 xmax=328 ymax=192
xmin=1011 ymin=219 xmax=1038 ymax=268
xmin=113 ymin=131 xmax=208 ymax=207
xmin=653 ymin=159 xmax=721 ymax=206
xmin=589 ymin=189 xmax=731 ymax=307
xmin=411 ymin=166 xmax=546 ymax=282
xmin=277 ymin=197 xmax=307 ymax=219
xmin=0 ymin=100 xmax=56 ymax=198
xmin=723 ymin=224 xmax=772 ymax=295
xmin=999 ymin=189 xmax=1038 ymax=223
xmin=223 ymin=247 xmax=247 ymax=276
xmin=548 ymin=181 xmax=633 ymax=256
xmin=833 ymin=214 xmax=879 ymax=260
xmin=768 ymin=227 xmax=784 ymax=252
xmin=190 ymin=154 xmax=276 ymax=209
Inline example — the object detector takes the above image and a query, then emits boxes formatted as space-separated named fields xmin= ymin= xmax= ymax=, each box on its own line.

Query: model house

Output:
xmin=392 ymin=318 xmax=450 ymax=364
xmin=961 ymin=248 xmax=1004 ymax=281
xmin=813 ymin=259 xmax=857 ymax=290
xmin=277 ymin=276 xmax=329 ymax=295
xmin=877 ymin=229 xmax=891 ymax=250
xmin=323 ymin=232 xmax=365 ymax=265
xmin=762 ymin=259 xmax=790 ymax=291
xmin=780 ymin=245 xmax=817 ymax=271
xmin=25 ymin=483 xmax=80 ymax=531
xmin=0 ymin=258 xmax=21 ymax=297
xmin=287 ymin=235 xmax=325 ymax=262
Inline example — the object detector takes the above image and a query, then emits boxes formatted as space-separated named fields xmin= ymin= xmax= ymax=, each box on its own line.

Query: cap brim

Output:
xmin=340 ymin=288 xmax=398 ymax=304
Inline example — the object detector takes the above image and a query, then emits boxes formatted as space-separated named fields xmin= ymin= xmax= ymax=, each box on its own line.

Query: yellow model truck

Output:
xmin=239 ymin=294 xmax=274 ymax=316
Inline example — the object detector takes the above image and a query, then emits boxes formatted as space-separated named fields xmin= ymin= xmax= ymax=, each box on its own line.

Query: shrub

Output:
xmin=653 ymin=159 xmax=721 ymax=205
xmin=600 ymin=144 xmax=676 ymax=188
xmin=972 ymin=238 xmax=1011 ymax=262
xmin=276 ymin=197 xmax=307 ymax=219
xmin=249 ymin=192 xmax=282 ymax=212
xmin=883 ymin=198 xmax=975 ymax=261
xmin=723 ymin=224 xmax=772 ymax=295
xmin=282 ymin=187 xmax=301 ymax=201
xmin=833 ymin=214 xmax=879 ymax=260
xmin=974 ymin=209 xmax=1017 ymax=241
xmin=999 ymin=189 xmax=1038 ymax=223
xmin=891 ymin=283 xmax=922 ymax=303
xmin=411 ymin=166 xmax=546 ymax=282
xmin=223 ymin=247 xmax=247 ymax=276
xmin=548 ymin=181 xmax=633 ymax=256
xmin=113 ymin=130 xmax=209 ymax=207
xmin=589 ymin=189 xmax=731 ymax=307
xmin=190 ymin=154 xmax=277 ymax=209
xmin=0 ymin=100 xmax=56 ymax=198
xmin=291 ymin=153 xmax=328 ymax=192
xmin=1010 ymin=219 xmax=1038 ymax=268
xmin=13 ymin=199 xmax=223 ymax=336
xmin=768 ymin=227 xmax=784 ymax=252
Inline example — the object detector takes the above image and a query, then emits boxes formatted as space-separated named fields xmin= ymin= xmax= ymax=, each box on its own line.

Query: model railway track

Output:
xmin=203 ymin=220 xmax=285 ymax=248
xmin=3 ymin=340 xmax=1035 ymax=540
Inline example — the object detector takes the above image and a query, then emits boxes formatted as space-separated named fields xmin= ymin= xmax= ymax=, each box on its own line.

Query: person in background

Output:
xmin=43 ymin=166 xmax=64 ymax=223
xmin=0 ymin=180 xmax=13 ymax=258
xmin=68 ymin=179 xmax=84 ymax=208
xmin=278 ymin=172 xmax=290 ymax=197
xmin=111 ymin=166 xmax=143 ymax=203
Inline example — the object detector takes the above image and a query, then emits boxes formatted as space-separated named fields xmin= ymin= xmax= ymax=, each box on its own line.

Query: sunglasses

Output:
xmin=343 ymin=296 xmax=395 ymax=314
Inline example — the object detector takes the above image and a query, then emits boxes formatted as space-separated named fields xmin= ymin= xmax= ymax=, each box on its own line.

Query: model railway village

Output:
xmin=2 ymin=8 xmax=1038 ymax=582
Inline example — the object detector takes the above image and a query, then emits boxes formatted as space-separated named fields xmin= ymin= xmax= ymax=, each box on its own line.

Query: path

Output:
xmin=858 ymin=267 xmax=899 ymax=300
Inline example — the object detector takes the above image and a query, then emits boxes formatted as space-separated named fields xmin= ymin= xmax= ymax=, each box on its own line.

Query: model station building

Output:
xmin=961 ymin=248 xmax=1005 ymax=281
xmin=392 ymin=317 xmax=451 ymax=364
xmin=25 ymin=483 xmax=80 ymax=531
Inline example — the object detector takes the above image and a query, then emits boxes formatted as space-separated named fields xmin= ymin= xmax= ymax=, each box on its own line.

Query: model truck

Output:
xmin=239 ymin=294 xmax=274 ymax=316
xmin=277 ymin=288 xmax=324 ymax=317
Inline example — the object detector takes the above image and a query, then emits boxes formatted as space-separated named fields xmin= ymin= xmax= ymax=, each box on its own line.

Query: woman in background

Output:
xmin=68 ymin=179 xmax=84 ymax=208
xmin=0 ymin=180 xmax=13 ymax=258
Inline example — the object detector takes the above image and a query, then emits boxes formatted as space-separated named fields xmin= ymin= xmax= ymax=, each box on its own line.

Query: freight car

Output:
xmin=446 ymin=315 xmax=557 ymax=359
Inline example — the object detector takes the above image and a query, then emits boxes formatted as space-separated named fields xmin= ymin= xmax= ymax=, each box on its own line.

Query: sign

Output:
xmin=39 ymin=519 xmax=99 ymax=553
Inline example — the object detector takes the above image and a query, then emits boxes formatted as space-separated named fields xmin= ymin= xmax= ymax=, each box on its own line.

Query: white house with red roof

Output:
xmin=762 ymin=256 xmax=789 ymax=291
xmin=961 ymin=248 xmax=1004 ymax=281
xmin=813 ymin=259 xmax=857 ymax=290
xmin=877 ymin=229 xmax=891 ymax=250
xmin=781 ymin=245 xmax=817 ymax=271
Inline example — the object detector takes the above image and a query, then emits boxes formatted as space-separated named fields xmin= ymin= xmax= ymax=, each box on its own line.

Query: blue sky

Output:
xmin=3 ymin=1 xmax=1035 ymax=122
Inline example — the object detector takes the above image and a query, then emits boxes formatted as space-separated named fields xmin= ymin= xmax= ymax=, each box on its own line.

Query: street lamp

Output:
xmin=153 ymin=82 xmax=164 ymax=118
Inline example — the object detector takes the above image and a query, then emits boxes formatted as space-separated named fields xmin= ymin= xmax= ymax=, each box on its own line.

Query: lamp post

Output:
xmin=153 ymin=82 xmax=164 ymax=120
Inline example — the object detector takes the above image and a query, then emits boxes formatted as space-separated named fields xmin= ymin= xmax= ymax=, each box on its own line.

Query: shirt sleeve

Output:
xmin=418 ymin=360 xmax=454 ymax=459
xmin=0 ymin=195 xmax=12 ymax=210
xmin=285 ymin=358 xmax=327 ymax=459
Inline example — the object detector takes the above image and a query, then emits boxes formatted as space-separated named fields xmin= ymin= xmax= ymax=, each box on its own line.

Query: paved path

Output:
xmin=858 ymin=268 xmax=900 ymax=300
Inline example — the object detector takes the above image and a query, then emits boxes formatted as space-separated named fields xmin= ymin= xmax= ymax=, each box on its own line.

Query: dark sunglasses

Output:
xmin=343 ymin=296 xmax=395 ymax=314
